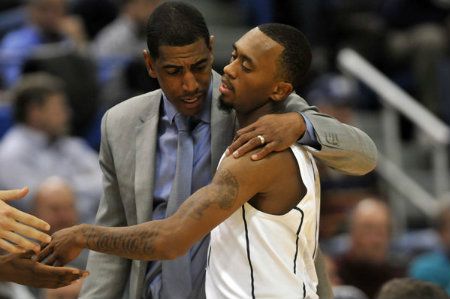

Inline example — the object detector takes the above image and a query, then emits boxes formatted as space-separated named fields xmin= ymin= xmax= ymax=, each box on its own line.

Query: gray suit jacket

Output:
xmin=79 ymin=71 xmax=376 ymax=299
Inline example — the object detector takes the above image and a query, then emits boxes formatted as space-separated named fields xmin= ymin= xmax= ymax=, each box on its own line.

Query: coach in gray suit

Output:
xmin=80 ymin=2 xmax=376 ymax=299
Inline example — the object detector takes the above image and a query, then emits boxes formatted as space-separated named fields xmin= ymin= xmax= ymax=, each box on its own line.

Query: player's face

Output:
xmin=144 ymin=38 xmax=214 ymax=117
xmin=219 ymin=28 xmax=283 ymax=115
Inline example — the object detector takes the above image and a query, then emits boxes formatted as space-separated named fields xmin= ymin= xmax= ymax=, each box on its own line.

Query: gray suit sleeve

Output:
xmin=79 ymin=111 xmax=131 ymax=299
xmin=285 ymin=94 xmax=377 ymax=175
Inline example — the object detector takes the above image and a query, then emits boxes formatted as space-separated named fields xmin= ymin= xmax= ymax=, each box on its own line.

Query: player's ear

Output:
xmin=270 ymin=82 xmax=293 ymax=102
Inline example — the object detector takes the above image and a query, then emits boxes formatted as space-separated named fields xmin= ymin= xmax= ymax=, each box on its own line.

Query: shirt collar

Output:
xmin=161 ymin=78 xmax=212 ymax=124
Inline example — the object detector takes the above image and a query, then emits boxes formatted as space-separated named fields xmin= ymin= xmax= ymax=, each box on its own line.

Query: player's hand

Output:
xmin=38 ymin=225 xmax=85 ymax=266
xmin=0 ymin=187 xmax=51 ymax=254
xmin=227 ymin=112 xmax=306 ymax=160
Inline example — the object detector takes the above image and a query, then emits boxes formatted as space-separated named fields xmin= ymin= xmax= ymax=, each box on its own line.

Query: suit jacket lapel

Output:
xmin=135 ymin=93 xmax=161 ymax=224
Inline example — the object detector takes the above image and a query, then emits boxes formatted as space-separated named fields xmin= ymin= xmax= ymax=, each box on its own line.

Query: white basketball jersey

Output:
xmin=205 ymin=145 xmax=321 ymax=299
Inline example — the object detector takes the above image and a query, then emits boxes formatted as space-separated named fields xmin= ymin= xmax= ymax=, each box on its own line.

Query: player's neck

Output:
xmin=237 ymin=101 xmax=280 ymax=128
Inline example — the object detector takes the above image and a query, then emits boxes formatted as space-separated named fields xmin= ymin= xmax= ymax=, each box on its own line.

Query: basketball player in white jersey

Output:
xmin=206 ymin=23 xmax=320 ymax=298
xmin=38 ymin=23 xmax=320 ymax=298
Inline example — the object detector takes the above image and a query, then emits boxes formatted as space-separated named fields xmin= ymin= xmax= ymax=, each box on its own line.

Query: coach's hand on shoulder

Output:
xmin=0 ymin=187 xmax=51 ymax=254
xmin=227 ymin=112 xmax=306 ymax=160
xmin=0 ymin=251 xmax=88 ymax=288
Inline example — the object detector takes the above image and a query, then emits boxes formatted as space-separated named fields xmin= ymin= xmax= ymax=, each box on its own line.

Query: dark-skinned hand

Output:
xmin=0 ymin=251 xmax=88 ymax=288
xmin=38 ymin=225 xmax=85 ymax=267
xmin=227 ymin=112 xmax=306 ymax=160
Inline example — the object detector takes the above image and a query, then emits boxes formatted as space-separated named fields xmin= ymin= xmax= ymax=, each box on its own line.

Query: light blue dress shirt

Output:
xmin=152 ymin=86 xmax=212 ymax=221
xmin=146 ymin=83 xmax=213 ymax=298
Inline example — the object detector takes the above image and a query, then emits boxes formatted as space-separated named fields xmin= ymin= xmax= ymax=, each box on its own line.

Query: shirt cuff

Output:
xmin=298 ymin=113 xmax=320 ymax=149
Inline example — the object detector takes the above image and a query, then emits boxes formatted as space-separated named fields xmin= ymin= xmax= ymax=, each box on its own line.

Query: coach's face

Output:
xmin=144 ymin=37 xmax=214 ymax=116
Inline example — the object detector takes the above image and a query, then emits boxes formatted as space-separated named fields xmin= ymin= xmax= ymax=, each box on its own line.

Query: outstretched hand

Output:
xmin=0 ymin=251 xmax=88 ymax=288
xmin=0 ymin=187 xmax=51 ymax=254
xmin=38 ymin=225 xmax=85 ymax=267
xmin=227 ymin=112 xmax=306 ymax=160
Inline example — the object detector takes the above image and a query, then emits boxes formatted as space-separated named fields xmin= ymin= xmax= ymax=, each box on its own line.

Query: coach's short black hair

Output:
xmin=146 ymin=1 xmax=210 ymax=58
xmin=258 ymin=23 xmax=311 ymax=90
xmin=12 ymin=73 xmax=65 ymax=123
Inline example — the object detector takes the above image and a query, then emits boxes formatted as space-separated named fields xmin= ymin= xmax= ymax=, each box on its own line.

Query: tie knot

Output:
xmin=174 ymin=114 xmax=200 ymax=132
xmin=174 ymin=114 xmax=190 ymax=132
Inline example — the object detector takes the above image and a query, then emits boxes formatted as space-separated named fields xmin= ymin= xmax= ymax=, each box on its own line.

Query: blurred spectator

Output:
xmin=22 ymin=47 xmax=100 ymax=138
xmin=0 ymin=1 xmax=26 ymax=42
xmin=92 ymin=0 xmax=160 ymax=109
xmin=0 ymin=0 xmax=88 ymax=87
xmin=307 ymin=73 xmax=359 ymax=124
xmin=0 ymin=177 xmax=87 ymax=299
xmin=32 ymin=177 xmax=86 ymax=299
xmin=307 ymin=74 xmax=376 ymax=190
xmin=70 ymin=0 xmax=118 ymax=40
xmin=99 ymin=54 xmax=159 ymax=110
xmin=0 ymin=102 xmax=13 ymax=139
xmin=33 ymin=177 xmax=78 ymax=235
xmin=323 ymin=253 xmax=369 ymax=299
xmin=334 ymin=198 xmax=405 ymax=298
xmin=0 ymin=73 xmax=102 ymax=224
xmin=92 ymin=0 xmax=160 ymax=84
xmin=32 ymin=177 xmax=89 ymax=269
xmin=408 ymin=200 xmax=450 ymax=295
xmin=376 ymin=277 xmax=448 ymax=299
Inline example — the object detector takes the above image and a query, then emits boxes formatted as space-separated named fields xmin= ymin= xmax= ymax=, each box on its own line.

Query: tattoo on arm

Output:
xmin=188 ymin=168 xmax=239 ymax=220
xmin=84 ymin=226 xmax=159 ymax=258
xmin=81 ymin=168 xmax=239 ymax=260
xmin=216 ymin=168 xmax=239 ymax=209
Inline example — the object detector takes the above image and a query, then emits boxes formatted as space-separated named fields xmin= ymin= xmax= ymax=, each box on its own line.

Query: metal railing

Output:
xmin=337 ymin=48 xmax=450 ymax=218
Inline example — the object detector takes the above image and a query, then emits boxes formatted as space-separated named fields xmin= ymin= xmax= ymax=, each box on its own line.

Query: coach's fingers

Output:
xmin=228 ymin=132 xmax=266 ymax=158
xmin=250 ymin=141 xmax=279 ymax=161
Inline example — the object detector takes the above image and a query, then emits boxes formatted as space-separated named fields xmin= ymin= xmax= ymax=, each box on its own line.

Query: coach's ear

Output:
xmin=209 ymin=35 xmax=215 ymax=51
xmin=208 ymin=35 xmax=215 ymax=63
xmin=270 ymin=82 xmax=293 ymax=102
xmin=143 ymin=50 xmax=157 ymax=79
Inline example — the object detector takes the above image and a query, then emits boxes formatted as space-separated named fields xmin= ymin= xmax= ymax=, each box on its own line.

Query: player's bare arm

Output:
xmin=38 ymin=150 xmax=296 ymax=266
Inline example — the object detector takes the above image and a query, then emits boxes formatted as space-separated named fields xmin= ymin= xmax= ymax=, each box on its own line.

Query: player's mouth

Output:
xmin=219 ymin=77 xmax=234 ymax=96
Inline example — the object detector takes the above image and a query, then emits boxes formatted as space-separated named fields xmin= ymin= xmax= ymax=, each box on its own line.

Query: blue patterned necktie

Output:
xmin=161 ymin=113 xmax=194 ymax=298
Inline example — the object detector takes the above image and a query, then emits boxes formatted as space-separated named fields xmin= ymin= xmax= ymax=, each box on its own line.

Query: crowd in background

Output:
xmin=0 ymin=0 xmax=449 ymax=298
